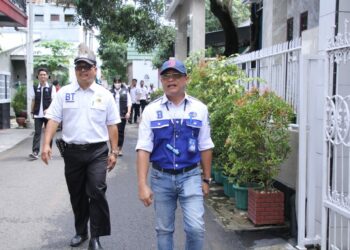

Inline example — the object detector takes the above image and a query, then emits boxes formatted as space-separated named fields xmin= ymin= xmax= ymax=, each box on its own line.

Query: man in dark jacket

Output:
xmin=29 ymin=68 xmax=56 ymax=159
xmin=111 ymin=78 xmax=131 ymax=156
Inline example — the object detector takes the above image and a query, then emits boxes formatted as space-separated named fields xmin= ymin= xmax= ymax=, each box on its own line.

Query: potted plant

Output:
xmin=225 ymin=88 xmax=294 ymax=221
xmin=185 ymin=54 xmax=245 ymax=183
xmin=11 ymin=85 xmax=27 ymax=128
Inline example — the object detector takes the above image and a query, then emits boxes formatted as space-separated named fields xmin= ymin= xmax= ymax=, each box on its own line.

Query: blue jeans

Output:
xmin=150 ymin=167 xmax=205 ymax=250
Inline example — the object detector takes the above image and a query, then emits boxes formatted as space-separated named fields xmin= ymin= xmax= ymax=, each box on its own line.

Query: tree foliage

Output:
xmin=206 ymin=0 xmax=250 ymax=32
xmin=34 ymin=40 xmax=73 ymax=85
xmin=72 ymin=0 xmax=169 ymax=53
xmin=98 ymin=41 xmax=128 ymax=83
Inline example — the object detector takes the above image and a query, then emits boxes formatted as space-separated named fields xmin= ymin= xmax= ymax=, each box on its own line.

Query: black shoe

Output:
xmin=88 ymin=237 xmax=103 ymax=250
xmin=70 ymin=234 xmax=88 ymax=247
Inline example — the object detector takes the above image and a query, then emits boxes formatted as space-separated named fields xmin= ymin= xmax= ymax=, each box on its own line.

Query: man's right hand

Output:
xmin=41 ymin=144 xmax=52 ymax=165
xmin=138 ymin=184 xmax=153 ymax=207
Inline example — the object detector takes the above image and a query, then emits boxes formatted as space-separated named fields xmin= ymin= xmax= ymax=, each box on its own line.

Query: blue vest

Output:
xmin=150 ymin=118 xmax=202 ymax=169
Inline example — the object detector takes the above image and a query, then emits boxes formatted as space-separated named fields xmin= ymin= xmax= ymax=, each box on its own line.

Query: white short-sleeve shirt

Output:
xmin=136 ymin=93 xmax=214 ymax=153
xmin=45 ymin=82 xmax=121 ymax=144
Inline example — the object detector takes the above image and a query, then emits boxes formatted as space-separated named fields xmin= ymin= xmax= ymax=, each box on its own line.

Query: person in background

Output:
xmin=52 ymin=80 xmax=61 ymax=92
xmin=41 ymin=44 xmax=120 ymax=250
xmin=28 ymin=68 xmax=56 ymax=160
xmin=139 ymin=80 xmax=148 ymax=113
xmin=147 ymin=83 xmax=155 ymax=102
xmin=136 ymin=59 xmax=214 ymax=250
xmin=111 ymin=78 xmax=132 ymax=156
xmin=129 ymin=79 xmax=141 ymax=124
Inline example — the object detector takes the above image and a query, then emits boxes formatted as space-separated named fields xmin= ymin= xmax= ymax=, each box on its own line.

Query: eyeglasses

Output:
xmin=161 ymin=73 xmax=185 ymax=80
xmin=75 ymin=65 xmax=94 ymax=71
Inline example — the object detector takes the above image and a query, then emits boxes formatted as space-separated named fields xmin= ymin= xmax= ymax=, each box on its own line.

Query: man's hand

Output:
xmin=41 ymin=144 xmax=52 ymax=165
xmin=125 ymin=112 xmax=130 ymax=120
xmin=138 ymin=184 xmax=153 ymax=207
xmin=202 ymin=182 xmax=210 ymax=196
xmin=107 ymin=154 xmax=117 ymax=172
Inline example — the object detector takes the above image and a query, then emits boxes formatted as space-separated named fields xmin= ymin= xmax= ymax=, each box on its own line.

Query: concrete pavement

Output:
xmin=0 ymin=121 xmax=297 ymax=249
xmin=0 ymin=119 xmax=33 ymax=154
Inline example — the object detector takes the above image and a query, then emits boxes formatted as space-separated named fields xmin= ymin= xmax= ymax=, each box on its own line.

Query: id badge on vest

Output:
xmin=188 ymin=138 xmax=197 ymax=153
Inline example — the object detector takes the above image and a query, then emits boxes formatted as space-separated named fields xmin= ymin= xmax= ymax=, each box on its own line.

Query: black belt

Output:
xmin=65 ymin=141 xmax=106 ymax=150
xmin=152 ymin=163 xmax=198 ymax=175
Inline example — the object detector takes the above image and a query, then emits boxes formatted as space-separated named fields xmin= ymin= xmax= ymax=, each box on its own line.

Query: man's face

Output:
xmin=38 ymin=70 xmax=48 ymax=84
xmin=75 ymin=63 xmax=96 ymax=85
xmin=160 ymin=69 xmax=187 ymax=98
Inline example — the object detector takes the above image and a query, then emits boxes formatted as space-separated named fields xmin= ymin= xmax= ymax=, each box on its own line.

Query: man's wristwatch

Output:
xmin=203 ymin=178 xmax=212 ymax=185
xmin=110 ymin=150 xmax=119 ymax=157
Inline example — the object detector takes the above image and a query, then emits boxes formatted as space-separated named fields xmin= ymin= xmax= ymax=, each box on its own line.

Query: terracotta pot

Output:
xmin=16 ymin=117 xmax=26 ymax=128
xmin=248 ymin=188 xmax=284 ymax=225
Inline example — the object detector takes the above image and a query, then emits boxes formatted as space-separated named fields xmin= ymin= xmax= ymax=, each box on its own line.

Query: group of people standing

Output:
xmin=128 ymin=78 xmax=155 ymax=124
xmin=30 ymin=43 xmax=213 ymax=250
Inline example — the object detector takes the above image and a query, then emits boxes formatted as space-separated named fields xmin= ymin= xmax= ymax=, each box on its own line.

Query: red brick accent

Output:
xmin=248 ymin=188 xmax=285 ymax=225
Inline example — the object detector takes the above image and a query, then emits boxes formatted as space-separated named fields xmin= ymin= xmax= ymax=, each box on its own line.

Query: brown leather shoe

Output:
xmin=70 ymin=234 xmax=88 ymax=247
xmin=88 ymin=237 xmax=103 ymax=250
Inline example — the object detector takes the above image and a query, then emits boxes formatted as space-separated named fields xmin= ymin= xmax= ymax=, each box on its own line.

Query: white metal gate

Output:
xmin=322 ymin=20 xmax=350 ymax=250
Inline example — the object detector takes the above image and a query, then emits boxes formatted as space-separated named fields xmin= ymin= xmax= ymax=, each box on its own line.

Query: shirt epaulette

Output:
xmin=187 ymin=95 xmax=203 ymax=104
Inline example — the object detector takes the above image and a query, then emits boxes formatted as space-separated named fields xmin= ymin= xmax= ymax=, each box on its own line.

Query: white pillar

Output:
xmin=189 ymin=0 xmax=205 ymax=53
xmin=174 ymin=6 xmax=188 ymax=61
xmin=26 ymin=2 xmax=34 ymax=125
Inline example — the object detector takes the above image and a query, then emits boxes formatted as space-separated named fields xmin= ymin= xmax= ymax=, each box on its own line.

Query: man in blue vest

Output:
xmin=136 ymin=59 xmax=214 ymax=250
xmin=29 ymin=68 xmax=56 ymax=159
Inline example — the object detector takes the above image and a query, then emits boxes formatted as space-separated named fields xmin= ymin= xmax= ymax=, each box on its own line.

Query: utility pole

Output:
xmin=26 ymin=1 xmax=33 ymax=126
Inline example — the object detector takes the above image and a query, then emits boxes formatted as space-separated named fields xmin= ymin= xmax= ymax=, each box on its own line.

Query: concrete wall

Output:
xmin=32 ymin=4 xmax=80 ymax=42
xmin=168 ymin=0 xmax=205 ymax=60
xmin=262 ymin=0 xmax=319 ymax=48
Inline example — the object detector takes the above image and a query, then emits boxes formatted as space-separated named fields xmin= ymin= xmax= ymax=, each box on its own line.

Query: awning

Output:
xmin=0 ymin=0 xmax=27 ymax=27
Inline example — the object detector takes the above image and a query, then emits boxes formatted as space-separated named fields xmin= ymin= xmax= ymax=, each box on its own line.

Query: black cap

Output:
xmin=74 ymin=43 xmax=96 ymax=65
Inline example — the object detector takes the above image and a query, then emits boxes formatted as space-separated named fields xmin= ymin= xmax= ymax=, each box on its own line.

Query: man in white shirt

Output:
xmin=129 ymin=78 xmax=141 ymax=123
xmin=139 ymin=80 xmax=148 ymax=113
xmin=41 ymin=44 xmax=120 ymax=250
xmin=29 ymin=68 xmax=56 ymax=159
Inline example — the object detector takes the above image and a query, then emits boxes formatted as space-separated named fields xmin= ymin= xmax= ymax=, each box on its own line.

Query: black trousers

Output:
xmin=140 ymin=100 xmax=147 ymax=113
xmin=32 ymin=117 xmax=51 ymax=153
xmin=63 ymin=143 xmax=111 ymax=237
xmin=117 ymin=118 xmax=127 ymax=148
xmin=131 ymin=103 xmax=140 ymax=123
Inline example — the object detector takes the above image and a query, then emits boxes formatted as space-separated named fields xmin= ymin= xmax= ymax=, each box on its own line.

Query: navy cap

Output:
xmin=160 ymin=59 xmax=187 ymax=75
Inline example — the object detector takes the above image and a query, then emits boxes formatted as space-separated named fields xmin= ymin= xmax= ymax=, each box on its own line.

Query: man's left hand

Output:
xmin=202 ymin=183 xmax=210 ymax=196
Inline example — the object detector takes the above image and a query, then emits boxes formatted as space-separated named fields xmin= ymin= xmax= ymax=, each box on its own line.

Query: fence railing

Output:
xmin=233 ymin=38 xmax=302 ymax=120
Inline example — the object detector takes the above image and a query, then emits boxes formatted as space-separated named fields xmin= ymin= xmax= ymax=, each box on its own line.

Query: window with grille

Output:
xmin=300 ymin=11 xmax=308 ymax=36
xmin=0 ymin=73 xmax=11 ymax=103
xmin=51 ymin=14 xmax=59 ymax=21
xmin=287 ymin=17 xmax=293 ymax=41
xmin=64 ymin=14 xmax=74 ymax=22
xmin=34 ymin=14 xmax=44 ymax=22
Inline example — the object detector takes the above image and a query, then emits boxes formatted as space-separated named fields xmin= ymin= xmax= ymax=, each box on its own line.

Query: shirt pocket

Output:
xmin=90 ymin=104 xmax=107 ymax=124
xmin=151 ymin=120 xmax=171 ymax=140
xmin=185 ymin=119 xmax=202 ymax=138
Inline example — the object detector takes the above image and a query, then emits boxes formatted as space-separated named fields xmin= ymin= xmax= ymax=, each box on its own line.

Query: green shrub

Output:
xmin=225 ymin=88 xmax=294 ymax=190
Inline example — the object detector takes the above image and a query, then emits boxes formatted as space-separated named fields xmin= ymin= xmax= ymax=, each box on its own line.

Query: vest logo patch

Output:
xmin=157 ymin=110 xmax=163 ymax=119
xmin=65 ymin=93 xmax=75 ymax=102
xmin=189 ymin=112 xmax=197 ymax=118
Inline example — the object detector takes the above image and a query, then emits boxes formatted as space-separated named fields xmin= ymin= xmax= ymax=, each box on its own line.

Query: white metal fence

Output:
xmin=234 ymin=38 xmax=302 ymax=120
xmin=322 ymin=20 xmax=350 ymax=250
